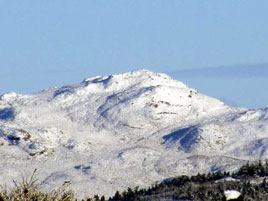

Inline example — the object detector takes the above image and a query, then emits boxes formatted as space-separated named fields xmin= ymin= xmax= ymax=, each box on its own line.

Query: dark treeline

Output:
xmin=87 ymin=160 xmax=268 ymax=201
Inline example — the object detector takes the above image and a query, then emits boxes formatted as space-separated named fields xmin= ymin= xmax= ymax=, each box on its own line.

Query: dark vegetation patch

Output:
xmin=103 ymin=160 xmax=268 ymax=201
xmin=7 ymin=134 xmax=20 ymax=145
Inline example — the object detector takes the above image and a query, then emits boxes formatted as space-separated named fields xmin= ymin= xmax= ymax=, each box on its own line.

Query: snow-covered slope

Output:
xmin=0 ymin=70 xmax=268 ymax=197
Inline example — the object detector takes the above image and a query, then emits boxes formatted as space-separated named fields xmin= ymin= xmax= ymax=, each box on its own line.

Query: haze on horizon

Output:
xmin=0 ymin=1 xmax=267 ymax=109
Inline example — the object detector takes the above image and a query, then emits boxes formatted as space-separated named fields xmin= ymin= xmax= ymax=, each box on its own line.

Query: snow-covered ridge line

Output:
xmin=0 ymin=70 xmax=268 ymax=197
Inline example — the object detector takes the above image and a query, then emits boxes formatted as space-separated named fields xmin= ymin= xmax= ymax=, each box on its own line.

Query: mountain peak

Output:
xmin=81 ymin=69 xmax=188 ymax=93
xmin=47 ymin=70 xmax=229 ymax=131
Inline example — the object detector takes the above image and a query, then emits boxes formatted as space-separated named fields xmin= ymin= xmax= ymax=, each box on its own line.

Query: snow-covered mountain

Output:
xmin=0 ymin=70 xmax=268 ymax=197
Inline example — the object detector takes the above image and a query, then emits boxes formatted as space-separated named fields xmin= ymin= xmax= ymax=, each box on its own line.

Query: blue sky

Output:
xmin=171 ymin=64 xmax=268 ymax=109
xmin=0 ymin=1 xmax=268 ymax=108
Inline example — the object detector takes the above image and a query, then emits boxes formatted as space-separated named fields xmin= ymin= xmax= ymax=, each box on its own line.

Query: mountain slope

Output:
xmin=0 ymin=70 xmax=267 ymax=197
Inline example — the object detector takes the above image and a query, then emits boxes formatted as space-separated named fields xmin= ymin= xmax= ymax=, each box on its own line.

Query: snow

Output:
xmin=224 ymin=190 xmax=241 ymax=200
xmin=0 ymin=70 xmax=268 ymax=198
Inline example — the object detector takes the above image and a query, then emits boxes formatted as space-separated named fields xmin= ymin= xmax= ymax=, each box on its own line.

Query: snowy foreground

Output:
xmin=0 ymin=70 xmax=268 ymax=198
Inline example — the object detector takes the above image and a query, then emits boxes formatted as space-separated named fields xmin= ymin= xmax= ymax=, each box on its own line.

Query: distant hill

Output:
xmin=169 ymin=63 xmax=268 ymax=78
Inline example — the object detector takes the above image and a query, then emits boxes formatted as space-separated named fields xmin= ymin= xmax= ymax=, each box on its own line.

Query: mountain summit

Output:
xmin=0 ymin=70 xmax=267 ymax=197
